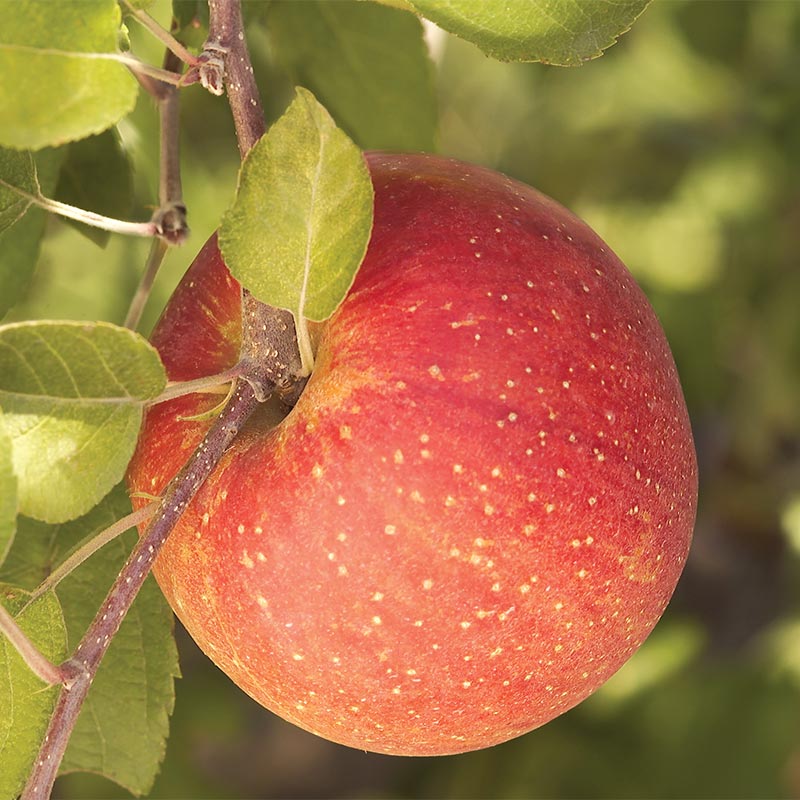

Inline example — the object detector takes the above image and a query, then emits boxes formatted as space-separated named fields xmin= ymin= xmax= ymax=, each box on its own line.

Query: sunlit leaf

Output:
xmin=410 ymin=0 xmax=650 ymax=64
xmin=0 ymin=0 xmax=139 ymax=149
xmin=267 ymin=1 xmax=437 ymax=151
xmin=0 ymin=585 xmax=67 ymax=800
xmin=219 ymin=88 xmax=373 ymax=371
xmin=0 ymin=321 xmax=166 ymax=523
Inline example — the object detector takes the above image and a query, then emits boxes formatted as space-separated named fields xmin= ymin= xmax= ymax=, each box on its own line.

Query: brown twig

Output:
xmin=125 ymin=50 xmax=188 ymax=331
xmin=205 ymin=0 xmax=302 ymax=375
xmin=20 ymin=2 xmax=305 ymax=797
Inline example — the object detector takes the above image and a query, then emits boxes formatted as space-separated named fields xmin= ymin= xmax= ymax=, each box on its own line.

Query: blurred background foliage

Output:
xmin=26 ymin=0 xmax=798 ymax=797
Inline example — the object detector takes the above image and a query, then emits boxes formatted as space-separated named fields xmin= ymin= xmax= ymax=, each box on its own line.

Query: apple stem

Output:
xmin=0 ymin=601 xmax=67 ymax=687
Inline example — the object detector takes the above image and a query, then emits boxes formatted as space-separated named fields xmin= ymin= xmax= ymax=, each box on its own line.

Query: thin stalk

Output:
xmin=23 ymin=502 xmax=159 ymax=610
xmin=125 ymin=49 xmax=188 ymax=331
xmin=124 ymin=238 xmax=168 ymax=329
xmin=0 ymin=180 xmax=158 ymax=237
xmin=0 ymin=603 xmax=66 ymax=686
xmin=206 ymin=0 xmax=303 ymax=380
xmin=149 ymin=364 xmax=244 ymax=405
xmin=122 ymin=0 xmax=200 ymax=67
xmin=155 ymin=48 xmax=189 ymax=244
xmin=206 ymin=0 xmax=266 ymax=156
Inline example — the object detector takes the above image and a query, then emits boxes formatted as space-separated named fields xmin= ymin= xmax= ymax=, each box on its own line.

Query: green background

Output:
xmin=20 ymin=0 xmax=799 ymax=797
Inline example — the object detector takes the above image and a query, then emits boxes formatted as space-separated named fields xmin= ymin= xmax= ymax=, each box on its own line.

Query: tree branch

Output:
xmin=21 ymin=379 xmax=260 ymax=800
xmin=20 ymin=3 xmax=306 ymax=797
xmin=205 ymin=0 xmax=305 ymax=386
xmin=125 ymin=49 xmax=189 ymax=330
xmin=206 ymin=0 xmax=266 ymax=156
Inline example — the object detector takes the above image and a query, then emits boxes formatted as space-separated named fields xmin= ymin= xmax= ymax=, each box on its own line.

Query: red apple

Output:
xmin=127 ymin=153 xmax=697 ymax=756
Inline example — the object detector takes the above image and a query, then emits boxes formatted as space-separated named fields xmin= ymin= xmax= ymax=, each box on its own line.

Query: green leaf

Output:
xmin=0 ymin=0 xmax=139 ymax=149
xmin=409 ymin=0 xmax=650 ymax=65
xmin=0 ymin=411 xmax=17 ymax=568
xmin=0 ymin=147 xmax=37 ymax=232
xmin=0 ymin=489 xmax=179 ymax=797
xmin=0 ymin=585 xmax=67 ymax=800
xmin=0 ymin=148 xmax=64 ymax=320
xmin=267 ymin=1 xmax=437 ymax=151
xmin=0 ymin=321 xmax=166 ymax=524
xmin=219 ymin=88 xmax=373 ymax=373
xmin=54 ymin=130 xmax=134 ymax=248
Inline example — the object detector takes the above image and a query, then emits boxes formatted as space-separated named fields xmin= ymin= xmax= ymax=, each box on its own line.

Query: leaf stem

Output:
xmin=0 ymin=178 xmax=158 ymax=237
xmin=0 ymin=601 xmax=66 ymax=686
xmin=122 ymin=0 xmax=200 ymax=68
xmin=149 ymin=364 xmax=245 ymax=405
xmin=22 ymin=502 xmax=159 ymax=611
xmin=0 ymin=43 xmax=194 ymax=89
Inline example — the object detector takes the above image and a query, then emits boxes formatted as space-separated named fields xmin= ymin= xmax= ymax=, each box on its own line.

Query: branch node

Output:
xmin=197 ymin=43 xmax=228 ymax=96
xmin=152 ymin=201 xmax=189 ymax=245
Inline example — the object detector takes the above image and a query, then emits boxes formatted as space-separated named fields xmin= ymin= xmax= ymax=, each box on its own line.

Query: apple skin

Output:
xmin=127 ymin=153 xmax=697 ymax=756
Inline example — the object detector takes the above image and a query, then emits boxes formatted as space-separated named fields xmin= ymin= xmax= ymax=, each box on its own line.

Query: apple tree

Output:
xmin=0 ymin=1 xmax=712 ymax=798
